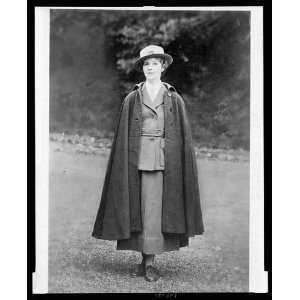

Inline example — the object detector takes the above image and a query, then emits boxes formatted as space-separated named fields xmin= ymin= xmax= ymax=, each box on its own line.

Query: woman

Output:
xmin=92 ymin=45 xmax=204 ymax=282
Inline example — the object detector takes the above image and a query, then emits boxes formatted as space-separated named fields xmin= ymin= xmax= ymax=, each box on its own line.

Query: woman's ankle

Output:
xmin=143 ymin=254 xmax=155 ymax=267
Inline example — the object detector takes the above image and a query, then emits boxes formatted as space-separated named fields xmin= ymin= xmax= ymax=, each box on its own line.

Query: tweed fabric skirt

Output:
xmin=116 ymin=171 xmax=181 ymax=254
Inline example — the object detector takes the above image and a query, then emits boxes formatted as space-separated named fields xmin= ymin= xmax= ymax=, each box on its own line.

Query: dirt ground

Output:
xmin=48 ymin=141 xmax=249 ymax=293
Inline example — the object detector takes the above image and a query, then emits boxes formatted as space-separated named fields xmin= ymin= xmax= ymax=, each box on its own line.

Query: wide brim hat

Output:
xmin=134 ymin=45 xmax=173 ymax=72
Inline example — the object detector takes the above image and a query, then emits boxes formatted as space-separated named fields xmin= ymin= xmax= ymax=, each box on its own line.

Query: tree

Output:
xmin=50 ymin=10 xmax=250 ymax=149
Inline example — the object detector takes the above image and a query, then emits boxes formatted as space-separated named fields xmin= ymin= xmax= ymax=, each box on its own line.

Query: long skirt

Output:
xmin=116 ymin=171 xmax=182 ymax=254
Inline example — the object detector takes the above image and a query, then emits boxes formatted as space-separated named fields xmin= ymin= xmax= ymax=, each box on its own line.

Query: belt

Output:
xmin=141 ymin=128 xmax=164 ymax=137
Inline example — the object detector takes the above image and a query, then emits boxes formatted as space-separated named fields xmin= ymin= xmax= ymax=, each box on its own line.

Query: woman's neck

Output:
xmin=145 ymin=79 xmax=162 ymax=88
xmin=145 ymin=79 xmax=162 ymax=101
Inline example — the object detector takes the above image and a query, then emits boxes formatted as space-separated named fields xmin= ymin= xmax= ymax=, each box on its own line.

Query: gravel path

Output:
xmin=49 ymin=141 xmax=249 ymax=293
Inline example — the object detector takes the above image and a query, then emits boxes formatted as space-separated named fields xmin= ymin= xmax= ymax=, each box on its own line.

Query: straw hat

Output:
xmin=134 ymin=45 xmax=173 ymax=72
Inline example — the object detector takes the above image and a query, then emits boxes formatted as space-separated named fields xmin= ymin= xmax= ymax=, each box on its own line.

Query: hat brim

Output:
xmin=134 ymin=53 xmax=173 ymax=72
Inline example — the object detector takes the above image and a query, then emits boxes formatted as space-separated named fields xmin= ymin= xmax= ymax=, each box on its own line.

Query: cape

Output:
xmin=92 ymin=82 xmax=204 ymax=241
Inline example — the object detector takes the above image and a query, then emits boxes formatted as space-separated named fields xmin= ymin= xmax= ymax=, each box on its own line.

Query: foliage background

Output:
xmin=50 ymin=10 xmax=250 ymax=149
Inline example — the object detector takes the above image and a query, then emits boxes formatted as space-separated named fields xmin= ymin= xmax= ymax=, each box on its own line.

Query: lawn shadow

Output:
xmin=88 ymin=256 xmax=131 ymax=276
xmin=71 ymin=246 xmax=138 ymax=277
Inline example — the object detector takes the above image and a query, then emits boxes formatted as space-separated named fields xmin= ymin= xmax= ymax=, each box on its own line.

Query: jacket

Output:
xmin=138 ymin=83 xmax=166 ymax=170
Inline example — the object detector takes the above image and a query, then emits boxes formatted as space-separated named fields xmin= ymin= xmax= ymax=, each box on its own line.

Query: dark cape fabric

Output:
xmin=92 ymin=82 xmax=204 ymax=241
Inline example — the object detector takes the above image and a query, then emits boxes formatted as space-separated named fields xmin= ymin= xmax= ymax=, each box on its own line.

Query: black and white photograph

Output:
xmin=33 ymin=6 xmax=267 ymax=294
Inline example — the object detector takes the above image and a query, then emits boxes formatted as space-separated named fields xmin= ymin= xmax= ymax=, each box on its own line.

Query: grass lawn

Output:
xmin=49 ymin=141 xmax=249 ymax=293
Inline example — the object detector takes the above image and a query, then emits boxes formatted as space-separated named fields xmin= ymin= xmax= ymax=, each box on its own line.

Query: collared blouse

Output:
xmin=137 ymin=84 xmax=167 ymax=171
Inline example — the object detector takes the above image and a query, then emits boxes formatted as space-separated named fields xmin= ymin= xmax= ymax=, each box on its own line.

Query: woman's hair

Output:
xmin=158 ymin=58 xmax=167 ymax=71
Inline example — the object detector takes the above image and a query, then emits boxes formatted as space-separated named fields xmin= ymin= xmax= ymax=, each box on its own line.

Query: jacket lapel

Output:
xmin=142 ymin=85 xmax=157 ymax=114
xmin=142 ymin=84 xmax=166 ymax=115
xmin=153 ymin=85 xmax=166 ymax=108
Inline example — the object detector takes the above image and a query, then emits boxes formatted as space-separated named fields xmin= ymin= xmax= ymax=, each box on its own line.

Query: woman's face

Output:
xmin=142 ymin=57 xmax=165 ymax=81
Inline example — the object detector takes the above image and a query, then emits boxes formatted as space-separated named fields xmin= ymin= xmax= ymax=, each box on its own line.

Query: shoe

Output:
xmin=130 ymin=262 xmax=145 ymax=277
xmin=144 ymin=265 xmax=160 ymax=282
